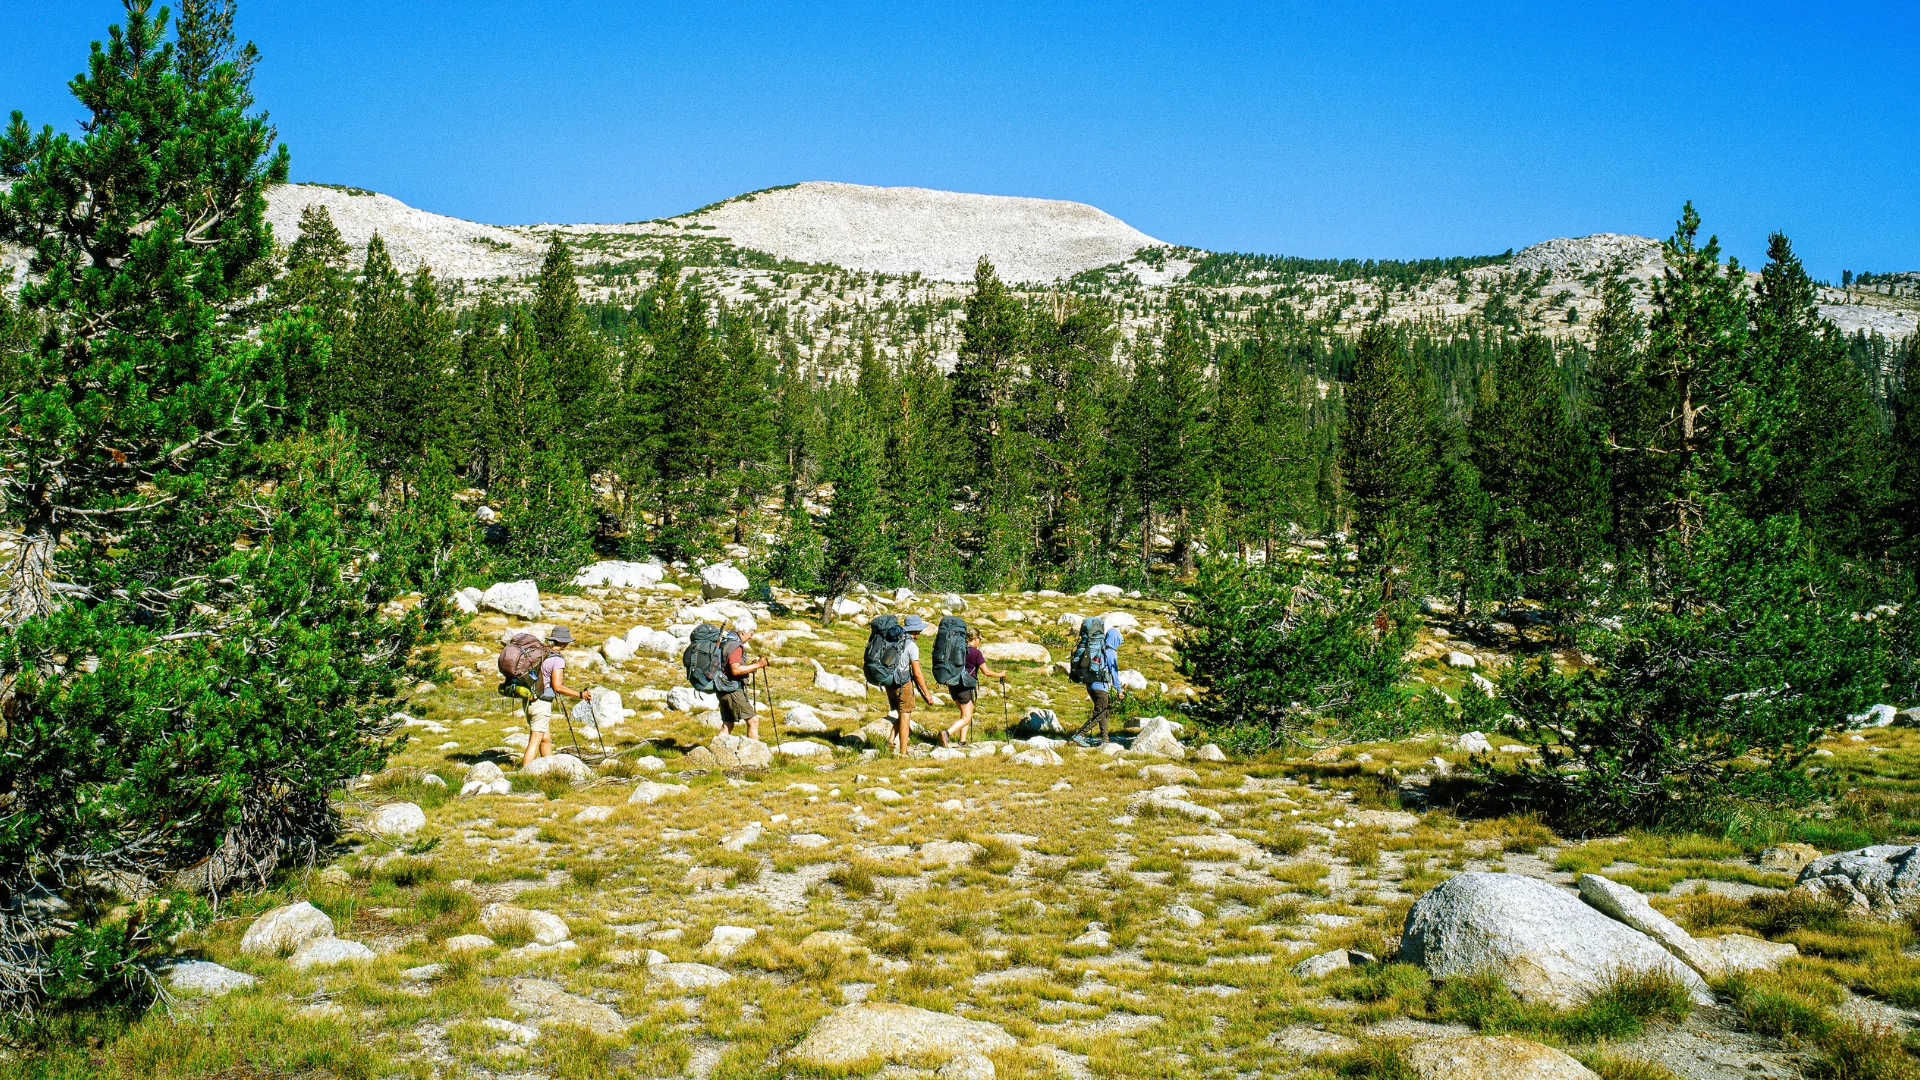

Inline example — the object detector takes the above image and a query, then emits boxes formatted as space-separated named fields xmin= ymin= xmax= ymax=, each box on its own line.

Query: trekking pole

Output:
xmin=999 ymin=676 xmax=1010 ymax=733
xmin=762 ymin=665 xmax=778 ymax=742
xmin=589 ymin=687 xmax=609 ymax=759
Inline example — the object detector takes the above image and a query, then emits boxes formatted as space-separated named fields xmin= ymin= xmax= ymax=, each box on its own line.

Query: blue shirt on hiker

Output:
xmin=1087 ymin=628 xmax=1122 ymax=693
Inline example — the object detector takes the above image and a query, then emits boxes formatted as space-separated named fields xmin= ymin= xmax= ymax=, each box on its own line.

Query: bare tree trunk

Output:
xmin=2 ymin=531 xmax=57 ymax=628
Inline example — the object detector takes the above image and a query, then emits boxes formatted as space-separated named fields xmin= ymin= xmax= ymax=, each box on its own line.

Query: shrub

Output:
xmin=1496 ymin=508 xmax=1886 ymax=828
xmin=1180 ymin=558 xmax=1416 ymax=749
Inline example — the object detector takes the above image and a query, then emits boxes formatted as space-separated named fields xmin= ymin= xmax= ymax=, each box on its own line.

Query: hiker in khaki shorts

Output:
xmin=524 ymin=625 xmax=588 ymax=768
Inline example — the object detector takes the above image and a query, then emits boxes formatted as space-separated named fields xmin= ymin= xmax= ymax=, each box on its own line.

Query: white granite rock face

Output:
xmin=1796 ymin=845 xmax=1920 ymax=918
xmin=481 ymin=580 xmax=543 ymax=619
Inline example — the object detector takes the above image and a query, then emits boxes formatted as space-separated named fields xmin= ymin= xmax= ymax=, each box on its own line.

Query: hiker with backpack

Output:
xmin=934 ymin=621 xmax=1003 ymax=748
xmin=683 ymin=617 xmax=767 ymax=740
xmin=498 ymin=625 xmax=589 ymax=768
xmin=1069 ymin=616 xmax=1124 ymax=745
xmin=864 ymin=613 xmax=935 ymax=754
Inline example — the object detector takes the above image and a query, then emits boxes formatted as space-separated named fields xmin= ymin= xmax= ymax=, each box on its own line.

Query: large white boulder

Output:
xmin=701 ymin=563 xmax=751 ymax=599
xmin=1796 ymin=845 xmax=1920 ymax=918
xmin=573 ymin=560 xmax=663 ymax=589
xmin=522 ymin=753 xmax=592 ymax=785
xmin=788 ymin=1003 xmax=1015 ymax=1072
xmin=240 ymin=901 xmax=334 ymax=956
xmin=776 ymin=741 xmax=830 ymax=758
xmin=702 ymin=925 xmax=758 ymax=958
xmin=1083 ymin=584 xmax=1123 ymax=599
xmin=1399 ymin=872 xmax=1711 ymax=1007
xmin=1100 ymin=611 xmax=1141 ymax=631
xmin=452 ymin=587 xmax=482 ymax=614
xmin=602 ymin=635 xmax=635 ymax=663
xmin=365 ymin=801 xmax=426 ymax=838
xmin=482 ymin=903 xmax=571 ymax=945
xmin=1115 ymin=669 xmax=1149 ymax=691
xmin=812 ymin=660 xmax=869 ymax=698
xmin=481 ymin=580 xmax=543 ymax=619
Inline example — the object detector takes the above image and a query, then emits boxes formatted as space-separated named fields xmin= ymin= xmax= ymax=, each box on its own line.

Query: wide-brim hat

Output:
xmin=902 ymin=615 xmax=928 ymax=633
xmin=548 ymin=625 xmax=573 ymax=644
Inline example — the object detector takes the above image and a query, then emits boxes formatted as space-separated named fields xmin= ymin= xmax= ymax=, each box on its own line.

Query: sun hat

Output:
xmin=547 ymin=625 xmax=573 ymax=645
xmin=902 ymin=615 xmax=928 ymax=633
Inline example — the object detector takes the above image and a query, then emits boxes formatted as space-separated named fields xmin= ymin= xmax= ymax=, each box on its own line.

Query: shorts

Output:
xmin=526 ymin=697 xmax=553 ymax=734
xmin=886 ymin=683 xmax=914 ymax=718
xmin=718 ymin=687 xmax=756 ymax=726
xmin=949 ymin=684 xmax=976 ymax=706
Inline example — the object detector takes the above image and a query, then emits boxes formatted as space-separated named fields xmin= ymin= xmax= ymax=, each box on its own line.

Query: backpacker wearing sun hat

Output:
xmin=864 ymin=614 xmax=910 ymax=688
xmin=498 ymin=628 xmax=567 ymax=698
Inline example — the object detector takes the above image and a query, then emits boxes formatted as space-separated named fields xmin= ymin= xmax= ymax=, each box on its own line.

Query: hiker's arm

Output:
xmin=727 ymin=651 xmax=766 ymax=678
xmin=550 ymin=666 xmax=587 ymax=700
xmin=979 ymin=663 xmax=1005 ymax=681
xmin=911 ymin=661 xmax=935 ymax=704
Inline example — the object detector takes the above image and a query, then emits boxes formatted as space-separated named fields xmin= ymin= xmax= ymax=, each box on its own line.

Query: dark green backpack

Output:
xmin=931 ymin=616 xmax=972 ymax=688
xmin=863 ymin=614 xmax=909 ymax=687
xmin=1068 ymin=616 xmax=1108 ymax=685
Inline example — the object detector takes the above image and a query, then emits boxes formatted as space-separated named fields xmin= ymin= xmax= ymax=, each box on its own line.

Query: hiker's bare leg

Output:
xmin=951 ymin=700 xmax=974 ymax=744
xmin=746 ymin=715 xmax=759 ymax=740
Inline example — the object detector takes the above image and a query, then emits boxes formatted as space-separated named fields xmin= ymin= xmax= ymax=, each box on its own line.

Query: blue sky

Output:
xmin=6 ymin=1 xmax=1916 ymax=277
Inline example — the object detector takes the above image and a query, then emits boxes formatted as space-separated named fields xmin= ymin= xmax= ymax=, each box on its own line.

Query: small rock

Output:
xmin=522 ymin=753 xmax=592 ymax=785
xmin=1406 ymin=1035 xmax=1599 ymax=1080
xmin=1129 ymin=716 xmax=1186 ymax=759
xmin=289 ymin=937 xmax=376 ymax=970
xmin=776 ymin=740 xmax=830 ymax=759
xmin=701 ymin=563 xmax=750 ymax=599
xmin=790 ymin=833 xmax=831 ymax=848
xmin=1168 ymin=904 xmax=1205 ymax=928
xmin=628 ymin=780 xmax=692 ymax=805
xmin=163 ymin=960 xmax=256 ymax=996
xmin=1194 ymin=744 xmax=1227 ymax=762
xmin=1695 ymin=933 xmax=1798 ymax=974
xmin=573 ymin=805 xmax=615 ymax=824
xmin=481 ymin=903 xmax=570 ymax=945
xmin=650 ymin=961 xmax=736 ymax=989
xmin=365 ymin=801 xmax=426 ymax=838
xmin=802 ymin=930 xmax=865 ymax=951
xmin=1138 ymin=763 xmax=1198 ymax=784
xmin=481 ymin=1017 xmax=540 ymax=1046
xmin=511 ymin=977 xmax=629 ymax=1037
xmin=481 ymin=580 xmax=543 ymax=619
xmin=1069 ymin=922 xmax=1112 ymax=948
xmin=401 ymin=963 xmax=447 ymax=981
xmin=709 ymin=733 xmax=773 ymax=770
xmin=1011 ymin=748 xmax=1064 ymax=766
xmin=239 ymin=901 xmax=334 ymax=957
xmin=443 ymin=934 xmax=495 ymax=952
xmin=871 ymin=788 xmax=904 ymax=803
xmin=1456 ymin=731 xmax=1493 ymax=754
xmin=1290 ymin=949 xmax=1351 ymax=978
xmin=787 ymin=1002 xmax=1015 ymax=1071
xmin=783 ymin=703 xmax=829 ymax=733
xmin=980 ymin=642 xmax=1051 ymax=664
xmin=1758 ymin=843 xmax=1822 ymax=874
xmin=1796 ymin=845 xmax=1920 ymax=918
xmin=703 ymin=925 xmax=758 ymax=958
xmin=1445 ymin=650 xmax=1477 ymax=669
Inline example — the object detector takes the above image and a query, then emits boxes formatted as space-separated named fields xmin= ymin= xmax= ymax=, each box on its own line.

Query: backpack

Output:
xmin=1068 ymin=617 xmax=1109 ymax=685
xmin=931 ymin=616 xmax=972 ymax=688
xmin=498 ymin=633 xmax=558 ymax=697
xmin=863 ymin=614 xmax=910 ymax=688
xmin=683 ymin=624 xmax=728 ymax=693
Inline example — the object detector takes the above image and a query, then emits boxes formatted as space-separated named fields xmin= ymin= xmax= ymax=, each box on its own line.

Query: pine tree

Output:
xmin=533 ymin=236 xmax=613 ymax=474
xmin=1216 ymin=327 xmax=1311 ymax=561
xmin=334 ymin=237 xmax=458 ymax=486
xmin=820 ymin=400 xmax=890 ymax=599
xmin=1588 ymin=262 xmax=1665 ymax=581
xmin=1471 ymin=335 xmax=1606 ymax=601
xmin=1340 ymin=325 xmax=1434 ymax=580
xmin=951 ymin=256 xmax=1026 ymax=478
xmin=0 ymin=2 xmax=457 ymax=1012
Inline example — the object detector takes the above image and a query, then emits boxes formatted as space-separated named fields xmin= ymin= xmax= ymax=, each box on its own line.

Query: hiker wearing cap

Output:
xmin=524 ymin=625 xmax=588 ymax=767
xmin=941 ymin=626 xmax=1004 ymax=747
xmin=719 ymin=616 xmax=767 ymax=739
xmin=891 ymin=615 xmax=937 ymax=754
